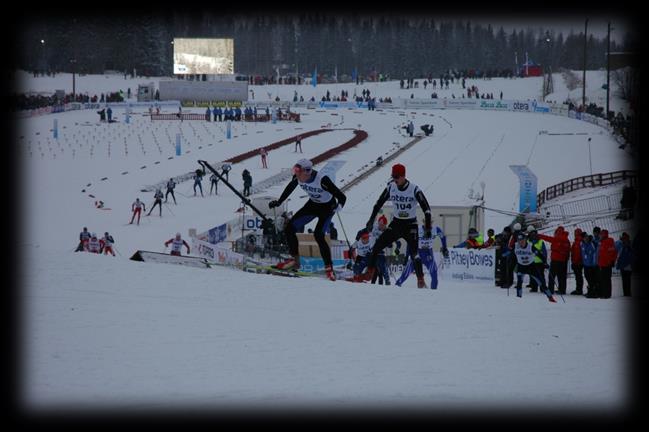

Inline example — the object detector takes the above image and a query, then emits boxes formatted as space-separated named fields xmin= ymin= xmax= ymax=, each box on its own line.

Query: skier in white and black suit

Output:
xmin=361 ymin=163 xmax=432 ymax=288
xmin=268 ymin=158 xmax=347 ymax=281
xmin=514 ymin=233 xmax=557 ymax=303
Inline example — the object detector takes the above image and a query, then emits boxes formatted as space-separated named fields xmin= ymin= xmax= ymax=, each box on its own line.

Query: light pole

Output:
xmin=582 ymin=19 xmax=588 ymax=109
xmin=39 ymin=39 xmax=45 ymax=75
xmin=587 ymin=137 xmax=593 ymax=176
xmin=70 ymin=58 xmax=77 ymax=99
xmin=606 ymin=22 xmax=612 ymax=119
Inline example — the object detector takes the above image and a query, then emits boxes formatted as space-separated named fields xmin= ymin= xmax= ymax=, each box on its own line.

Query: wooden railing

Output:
xmin=537 ymin=170 xmax=638 ymax=207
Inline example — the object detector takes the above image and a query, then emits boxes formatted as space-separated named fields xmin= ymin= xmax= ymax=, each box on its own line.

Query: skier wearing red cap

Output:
xmin=361 ymin=163 xmax=433 ymax=288
xmin=268 ymin=158 xmax=347 ymax=281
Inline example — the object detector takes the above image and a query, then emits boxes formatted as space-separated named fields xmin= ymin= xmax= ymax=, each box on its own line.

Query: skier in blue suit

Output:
xmin=396 ymin=224 xmax=449 ymax=289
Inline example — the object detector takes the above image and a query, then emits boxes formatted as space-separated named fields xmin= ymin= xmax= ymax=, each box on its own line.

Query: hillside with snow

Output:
xmin=16 ymin=71 xmax=636 ymax=414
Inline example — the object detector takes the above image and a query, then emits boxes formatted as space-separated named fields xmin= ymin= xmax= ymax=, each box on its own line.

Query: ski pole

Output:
xmin=114 ymin=246 xmax=123 ymax=257
xmin=336 ymin=212 xmax=354 ymax=267
xmin=164 ymin=202 xmax=175 ymax=216
xmin=336 ymin=212 xmax=352 ymax=249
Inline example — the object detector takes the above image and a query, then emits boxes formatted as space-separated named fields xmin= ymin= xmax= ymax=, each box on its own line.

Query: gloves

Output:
xmin=441 ymin=247 xmax=449 ymax=258
xmin=331 ymin=201 xmax=343 ymax=213
xmin=268 ymin=200 xmax=280 ymax=209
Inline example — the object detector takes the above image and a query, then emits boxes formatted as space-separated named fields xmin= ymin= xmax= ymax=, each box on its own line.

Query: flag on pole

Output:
xmin=312 ymin=66 xmax=317 ymax=87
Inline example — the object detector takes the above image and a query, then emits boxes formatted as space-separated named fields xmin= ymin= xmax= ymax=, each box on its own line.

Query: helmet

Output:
xmin=527 ymin=225 xmax=535 ymax=233
xmin=378 ymin=215 xmax=388 ymax=226
xmin=175 ymin=232 xmax=181 ymax=238
xmin=92 ymin=232 xmax=97 ymax=238
xmin=513 ymin=222 xmax=522 ymax=231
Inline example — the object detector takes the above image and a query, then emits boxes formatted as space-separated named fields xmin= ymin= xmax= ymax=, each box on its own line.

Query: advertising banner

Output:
xmin=442 ymin=99 xmax=479 ymax=109
xmin=509 ymin=165 xmax=538 ymax=213
xmin=440 ymin=249 xmax=496 ymax=282
xmin=208 ymin=224 xmax=228 ymax=244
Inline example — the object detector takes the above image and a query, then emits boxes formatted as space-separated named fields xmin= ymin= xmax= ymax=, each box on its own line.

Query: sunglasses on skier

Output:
xmin=293 ymin=165 xmax=311 ymax=175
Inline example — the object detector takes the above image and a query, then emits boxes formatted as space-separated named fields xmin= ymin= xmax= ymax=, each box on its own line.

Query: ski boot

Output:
xmin=276 ymin=255 xmax=300 ymax=271
xmin=417 ymin=276 xmax=427 ymax=288
xmin=325 ymin=265 xmax=336 ymax=281
xmin=544 ymin=289 xmax=557 ymax=303
xmin=361 ymin=267 xmax=376 ymax=282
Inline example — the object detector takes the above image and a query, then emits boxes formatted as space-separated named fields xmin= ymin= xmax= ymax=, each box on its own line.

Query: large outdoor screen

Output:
xmin=173 ymin=38 xmax=234 ymax=75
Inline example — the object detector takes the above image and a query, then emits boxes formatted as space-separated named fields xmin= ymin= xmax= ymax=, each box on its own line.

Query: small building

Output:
xmin=137 ymin=82 xmax=156 ymax=102
xmin=519 ymin=60 xmax=543 ymax=77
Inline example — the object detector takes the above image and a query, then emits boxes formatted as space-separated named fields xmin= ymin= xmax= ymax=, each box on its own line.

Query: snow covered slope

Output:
xmin=17 ymin=72 xmax=635 ymax=412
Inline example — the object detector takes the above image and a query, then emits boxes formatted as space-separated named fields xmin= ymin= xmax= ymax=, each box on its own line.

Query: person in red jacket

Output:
xmin=570 ymin=228 xmax=585 ymax=295
xmin=538 ymin=226 xmax=571 ymax=295
xmin=597 ymin=229 xmax=618 ymax=298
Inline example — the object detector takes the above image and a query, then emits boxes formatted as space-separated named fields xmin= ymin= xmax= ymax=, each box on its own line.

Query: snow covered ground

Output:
xmin=16 ymin=71 xmax=636 ymax=414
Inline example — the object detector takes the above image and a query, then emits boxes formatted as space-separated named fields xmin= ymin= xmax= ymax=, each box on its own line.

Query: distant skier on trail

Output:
xmin=130 ymin=198 xmax=145 ymax=225
xmin=86 ymin=233 xmax=102 ymax=253
xmin=165 ymin=178 xmax=177 ymax=204
xmin=210 ymin=173 xmax=219 ymax=195
xmin=76 ymin=227 xmax=91 ymax=252
xmin=268 ymin=158 xmax=347 ymax=281
xmin=165 ymin=232 xmax=190 ymax=256
xmin=101 ymin=232 xmax=115 ymax=256
xmin=147 ymin=188 xmax=164 ymax=217
xmin=193 ymin=169 xmax=204 ymax=197
xmin=260 ymin=148 xmax=268 ymax=168
xmin=396 ymin=224 xmax=449 ymax=289
xmin=359 ymin=163 xmax=433 ymax=288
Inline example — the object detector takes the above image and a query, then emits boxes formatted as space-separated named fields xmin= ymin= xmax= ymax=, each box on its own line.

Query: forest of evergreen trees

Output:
xmin=19 ymin=13 xmax=634 ymax=79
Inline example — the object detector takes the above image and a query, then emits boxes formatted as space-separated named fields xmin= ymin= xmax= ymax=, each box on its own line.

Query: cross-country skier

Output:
xmin=370 ymin=215 xmax=391 ymax=285
xmin=86 ymin=233 xmax=101 ymax=253
xmin=360 ymin=163 xmax=433 ymax=288
xmin=193 ymin=170 xmax=204 ymax=197
xmin=165 ymin=178 xmax=177 ymax=204
xmin=101 ymin=232 xmax=115 ymax=256
xmin=130 ymin=198 xmax=145 ymax=225
xmin=76 ymin=227 xmax=91 ymax=252
xmin=268 ymin=158 xmax=347 ymax=281
xmin=221 ymin=163 xmax=231 ymax=182
xmin=396 ymin=224 xmax=448 ymax=289
xmin=147 ymin=188 xmax=164 ymax=217
xmin=513 ymin=233 xmax=557 ymax=302
xmin=210 ymin=173 xmax=219 ymax=195
xmin=351 ymin=229 xmax=375 ymax=281
xmin=165 ymin=232 xmax=190 ymax=256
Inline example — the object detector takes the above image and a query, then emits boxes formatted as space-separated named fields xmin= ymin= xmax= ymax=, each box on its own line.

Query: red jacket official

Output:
xmin=538 ymin=226 xmax=571 ymax=263
xmin=571 ymin=228 xmax=582 ymax=265
xmin=597 ymin=229 xmax=618 ymax=267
